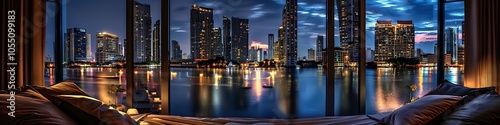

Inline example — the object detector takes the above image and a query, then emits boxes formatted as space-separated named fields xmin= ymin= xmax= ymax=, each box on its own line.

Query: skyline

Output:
xmin=46 ymin=0 xmax=465 ymax=59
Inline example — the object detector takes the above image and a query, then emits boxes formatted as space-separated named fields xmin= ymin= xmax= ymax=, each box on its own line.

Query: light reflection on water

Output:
xmin=44 ymin=67 xmax=463 ymax=118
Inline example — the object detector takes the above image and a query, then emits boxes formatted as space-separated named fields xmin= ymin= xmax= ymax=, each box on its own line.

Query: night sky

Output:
xmin=45 ymin=0 xmax=464 ymax=59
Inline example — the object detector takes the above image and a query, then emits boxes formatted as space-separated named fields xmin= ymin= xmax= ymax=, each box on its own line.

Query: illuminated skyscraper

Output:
xmin=172 ymin=40 xmax=182 ymax=59
xmin=337 ymin=0 xmax=360 ymax=62
xmin=308 ymin=48 xmax=315 ymax=61
xmin=65 ymin=28 xmax=90 ymax=62
xmin=231 ymin=17 xmax=249 ymax=62
xmin=316 ymin=35 xmax=324 ymax=62
xmin=211 ymin=27 xmax=222 ymax=58
xmin=268 ymin=34 xmax=274 ymax=60
xmin=275 ymin=25 xmax=285 ymax=63
xmin=374 ymin=20 xmax=415 ymax=62
xmin=223 ymin=16 xmax=231 ymax=60
xmin=153 ymin=20 xmax=161 ymax=63
xmin=445 ymin=27 xmax=459 ymax=63
xmin=133 ymin=1 xmax=152 ymax=62
xmin=190 ymin=4 xmax=214 ymax=59
xmin=95 ymin=32 xmax=119 ymax=64
xmin=282 ymin=0 xmax=298 ymax=66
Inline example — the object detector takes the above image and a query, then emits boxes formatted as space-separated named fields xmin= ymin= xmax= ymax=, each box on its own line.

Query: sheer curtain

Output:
xmin=464 ymin=0 xmax=499 ymax=92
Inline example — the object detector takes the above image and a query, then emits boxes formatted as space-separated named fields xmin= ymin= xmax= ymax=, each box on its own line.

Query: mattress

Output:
xmin=132 ymin=114 xmax=382 ymax=125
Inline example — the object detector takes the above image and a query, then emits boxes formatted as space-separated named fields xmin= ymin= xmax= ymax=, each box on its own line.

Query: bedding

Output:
xmin=28 ymin=81 xmax=90 ymax=101
xmin=379 ymin=95 xmax=463 ymax=125
xmin=441 ymin=93 xmax=500 ymax=125
xmin=425 ymin=80 xmax=495 ymax=97
xmin=52 ymin=95 xmax=138 ymax=125
xmin=0 ymin=89 xmax=78 ymax=125
xmin=136 ymin=114 xmax=382 ymax=125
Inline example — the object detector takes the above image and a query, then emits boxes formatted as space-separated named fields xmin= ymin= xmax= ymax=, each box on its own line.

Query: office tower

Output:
xmin=211 ymin=27 xmax=222 ymax=58
xmin=118 ymin=42 xmax=124 ymax=56
xmin=257 ymin=48 xmax=263 ymax=62
xmin=133 ymin=1 xmax=152 ymax=62
xmin=86 ymin=34 xmax=92 ymax=61
xmin=65 ymin=28 xmax=90 ymax=62
xmin=337 ymin=0 xmax=360 ymax=62
xmin=263 ymin=51 xmax=267 ymax=60
xmin=374 ymin=20 xmax=415 ymax=62
xmin=416 ymin=48 xmax=424 ymax=58
xmin=334 ymin=47 xmax=349 ymax=66
xmin=316 ymin=35 xmax=324 ymax=62
xmin=231 ymin=17 xmax=249 ymax=62
xmin=249 ymin=46 xmax=257 ymax=61
xmin=182 ymin=53 xmax=188 ymax=59
xmin=366 ymin=48 xmax=374 ymax=62
xmin=282 ymin=0 xmax=298 ymax=66
xmin=95 ymin=32 xmax=119 ymax=64
xmin=445 ymin=27 xmax=459 ymax=63
xmin=153 ymin=20 xmax=161 ymax=62
xmin=172 ymin=40 xmax=182 ymax=59
xmin=191 ymin=4 xmax=214 ymax=59
xmin=268 ymin=34 xmax=274 ymax=60
xmin=223 ymin=16 xmax=231 ymax=61
xmin=275 ymin=26 xmax=285 ymax=62
xmin=434 ymin=43 xmax=438 ymax=55
xmin=308 ymin=48 xmax=315 ymax=61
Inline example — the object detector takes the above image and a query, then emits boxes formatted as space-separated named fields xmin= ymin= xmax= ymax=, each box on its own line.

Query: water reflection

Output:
xmin=45 ymin=67 xmax=463 ymax=118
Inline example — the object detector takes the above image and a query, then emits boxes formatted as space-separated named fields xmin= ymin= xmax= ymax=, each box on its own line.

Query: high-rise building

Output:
xmin=133 ymin=1 xmax=152 ymax=62
xmin=434 ymin=43 xmax=438 ymax=55
xmin=231 ymin=17 xmax=249 ymax=62
xmin=257 ymin=48 xmax=263 ymax=62
xmin=268 ymin=34 xmax=274 ymax=60
xmin=211 ymin=27 xmax=222 ymax=58
xmin=334 ymin=47 xmax=349 ymax=66
xmin=95 ymin=32 xmax=119 ymax=64
xmin=153 ymin=20 xmax=161 ymax=62
xmin=316 ymin=35 xmax=324 ymax=62
xmin=462 ymin=21 xmax=465 ymax=46
xmin=172 ymin=40 xmax=182 ymax=59
xmin=190 ymin=4 xmax=214 ymax=59
xmin=118 ymin=42 xmax=124 ymax=56
xmin=337 ymin=0 xmax=360 ymax=62
xmin=275 ymin=26 xmax=285 ymax=63
xmin=65 ymin=28 xmax=90 ymax=62
xmin=445 ymin=27 xmax=459 ymax=63
xmin=223 ymin=16 xmax=232 ymax=61
xmin=374 ymin=20 xmax=415 ymax=62
xmin=86 ymin=34 xmax=92 ymax=61
xmin=416 ymin=48 xmax=424 ymax=58
xmin=182 ymin=53 xmax=188 ymax=59
xmin=366 ymin=48 xmax=374 ymax=62
xmin=282 ymin=0 xmax=298 ymax=66
xmin=308 ymin=48 xmax=315 ymax=61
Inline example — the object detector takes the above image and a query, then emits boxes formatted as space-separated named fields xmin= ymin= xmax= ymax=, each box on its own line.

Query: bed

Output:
xmin=2 ymin=81 xmax=500 ymax=125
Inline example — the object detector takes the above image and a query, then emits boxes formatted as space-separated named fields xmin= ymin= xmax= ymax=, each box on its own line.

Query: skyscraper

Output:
xmin=231 ymin=17 xmax=249 ymax=62
xmin=416 ymin=48 xmax=424 ymax=58
xmin=308 ymin=48 xmax=315 ymax=61
xmin=223 ymin=16 xmax=231 ymax=61
xmin=95 ymin=32 xmax=119 ymax=64
xmin=316 ymin=35 xmax=324 ymax=62
xmin=172 ymin=40 xmax=182 ymax=59
xmin=133 ymin=1 xmax=152 ymax=63
xmin=65 ymin=28 xmax=90 ymax=62
xmin=374 ymin=20 xmax=415 ymax=62
xmin=211 ymin=27 xmax=222 ymax=58
xmin=268 ymin=34 xmax=274 ymax=60
xmin=337 ymin=0 xmax=360 ymax=62
xmin=282 ymin=0 xmax=298 ymax=66
xmin=153 ymin=20 xmax=161 ymax=62
xmin=275 ymin=25 xmax=285 ymax=63
xmin=366 ymin=48 xmax=374 ymax=62
xmin=445 ymin=27 xmax=459 ymax=63
xmin=190 ymin=4 xmax=214 ymax=59
xmin=86 ymin=34 xmax=92 ymax=61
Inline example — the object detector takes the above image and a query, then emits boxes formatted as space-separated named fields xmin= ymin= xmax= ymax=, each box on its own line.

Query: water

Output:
xmin=44 ymin=67 xmax=464 ymax=118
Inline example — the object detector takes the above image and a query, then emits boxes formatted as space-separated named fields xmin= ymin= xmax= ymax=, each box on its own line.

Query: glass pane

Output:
xmin=60 ymin=0 xmax=127 ymax=110
xmin=365 ymin=0 xmax=438 ymax=114
xmin=170 ymin=0 xmax=326 ymax=118
xmin=443 ymin=1 xmax=464 ymax=85
xmin=45 ymin=2 xmax=57 ymax=86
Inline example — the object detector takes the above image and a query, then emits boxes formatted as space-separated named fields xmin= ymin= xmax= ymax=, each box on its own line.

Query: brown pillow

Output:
xmin=0 ymin=89 xmax=78 ymax=125
xmin=52 ymin=95 xmax=138 ymax=125
xmin=29 ymin=81 xmax=89 ymax=101
xmin=425 ymin=80 xmax=495 ymax=97
xmin=380 ymin=95 xmax=463 ymax=125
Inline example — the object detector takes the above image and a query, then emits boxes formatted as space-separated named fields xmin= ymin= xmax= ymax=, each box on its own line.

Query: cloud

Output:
xmin=171 ymin=27 xmax=181 ymax=30
xmin=175 ymin=30 xmax=187 ymax=33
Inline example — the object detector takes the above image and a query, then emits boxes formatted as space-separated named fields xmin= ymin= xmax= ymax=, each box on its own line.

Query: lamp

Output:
xmin=126 ymin=108 xmax=139 ymax=115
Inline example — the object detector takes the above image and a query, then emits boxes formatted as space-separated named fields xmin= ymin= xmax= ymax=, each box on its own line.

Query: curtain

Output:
xmin=464 ymin=0 xmax=500 ymax=92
